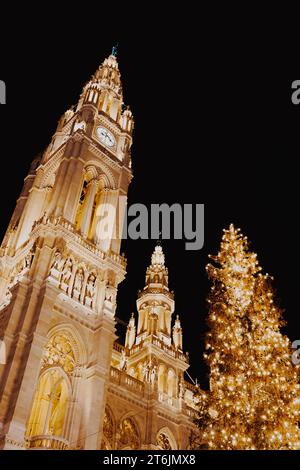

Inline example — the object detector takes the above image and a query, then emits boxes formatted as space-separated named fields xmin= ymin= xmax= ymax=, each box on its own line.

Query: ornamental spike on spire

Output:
xmin=111 ymin=43 xmax=118 ymax=57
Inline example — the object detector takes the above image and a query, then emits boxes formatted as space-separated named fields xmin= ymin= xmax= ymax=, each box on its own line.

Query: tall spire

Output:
xmin=74 ymin=51 xmax=133 ymax=133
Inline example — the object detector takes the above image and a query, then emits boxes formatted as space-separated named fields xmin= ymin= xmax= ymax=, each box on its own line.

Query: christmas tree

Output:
xmin=198 ymin=224 xmax=300 ymax=450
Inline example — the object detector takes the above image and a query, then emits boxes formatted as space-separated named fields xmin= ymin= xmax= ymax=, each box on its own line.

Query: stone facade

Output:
xmin=0 ymin=52 xmax=199 ymax=450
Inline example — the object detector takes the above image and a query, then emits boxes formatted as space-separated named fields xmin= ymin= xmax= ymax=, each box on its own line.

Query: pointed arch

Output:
xmin=25 ymin=367 xmax=71 ymax=439
xmin=45 ymin=323 xmax=87 ymax=367
xmin=85 ymin=159 xmax=117 ymax=190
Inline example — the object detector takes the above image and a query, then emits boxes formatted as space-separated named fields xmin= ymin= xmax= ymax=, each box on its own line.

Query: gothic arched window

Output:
xmin=26 ymin=368 xmax=69 ymax=440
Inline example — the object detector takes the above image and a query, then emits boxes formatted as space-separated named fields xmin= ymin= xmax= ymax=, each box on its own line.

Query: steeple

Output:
xmin=74 ymin=52 xmax=133 ymax=133
xmin=111 ymin=245 xmax=189 ymax=414
xmin=135 ymin=245 xmax=176 ymax=347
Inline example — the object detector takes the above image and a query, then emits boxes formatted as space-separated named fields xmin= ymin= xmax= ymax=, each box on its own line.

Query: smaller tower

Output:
xmin=122 ymin=244 xmax=189 ymax=401
xmin=107 ymin=245 xmax=200 ymax=450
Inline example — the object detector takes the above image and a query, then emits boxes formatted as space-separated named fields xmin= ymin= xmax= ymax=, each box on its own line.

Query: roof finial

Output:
xmin=112 ymin=43 xmax=119 ymax=57
xmin=156 ymin=231 xmax=162 ymax=246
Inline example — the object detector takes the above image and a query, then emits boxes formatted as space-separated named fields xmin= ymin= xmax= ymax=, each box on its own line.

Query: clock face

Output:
xmin=96 ymin=126 xmax=115 ymax=148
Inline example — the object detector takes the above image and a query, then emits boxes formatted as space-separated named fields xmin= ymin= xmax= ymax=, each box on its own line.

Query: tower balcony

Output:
xmin=110 ymin=366 xmax=145 ymax=395
xmin=129 ymin=335 xmax=188 ymax=363
xmin=31 ymin=214 xmax=126 ymax=268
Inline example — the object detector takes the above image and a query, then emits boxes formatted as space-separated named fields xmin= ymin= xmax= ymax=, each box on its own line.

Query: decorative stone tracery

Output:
xmin=156 ymin=432 xmax=172 ymax=450
xmin=41 ymin=333 xmax=75 ymax=375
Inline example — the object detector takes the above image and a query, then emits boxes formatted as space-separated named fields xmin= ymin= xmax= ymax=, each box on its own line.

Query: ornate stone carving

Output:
xmin=61 ymin=258 xmax=73 ymax=291
xmin=73 ymin=268 xmax=84 ymax=300
xmin=142 ymin=360 xmax=157 ymax=386
xmin=49 ymin=251 xmax=65 ymax=280
xmin=84 ymin=273 xmax=96 ymax=307
xmin=42 ymin=334 xmax=75 ymax=374
xmin=119 ymin=350 xmax=127 ymax=371
xmin=48 ymin=251 xmax=98 ymax=311
xmin=157 ymin=432 xmax=171 ymax=450
xmin=0 ymin=246 xmax=35 ymax=310
xmin=73 ymin=119 xmax=86 ymax=133
xmin=179 ymin=380 xmax=185 ymax=399
xmin=105 ymin=284 xmax=117 ymax=305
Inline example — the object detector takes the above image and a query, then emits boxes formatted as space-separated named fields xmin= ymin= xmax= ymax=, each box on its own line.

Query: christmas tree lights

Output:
xmin=198 ymin=224 xmax=300 ymax=450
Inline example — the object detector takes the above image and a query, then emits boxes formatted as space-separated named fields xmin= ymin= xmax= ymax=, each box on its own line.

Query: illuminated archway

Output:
xmin=26 ymin=368 xmax=70 ymax=438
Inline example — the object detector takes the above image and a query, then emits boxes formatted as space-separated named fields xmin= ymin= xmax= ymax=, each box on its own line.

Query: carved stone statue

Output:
xmin=142 ymin=362 xmax=151 ymax=383
xmin=24 ymin=250 xmax=34 ymax=269
xmin=86 ymin=274 xmax=96 ymax=298
xmin=74 ymin=269 xmax=84 ymax=293
xmin=179 ymin=380 xmax=185 ymax=399
xmin=143 ymin=360 xmax=156 ymax=384
xmin=119 ymin=349 xmax=127 ymax=371
xmin=150 ymin=364 xmax=157 ymax=386
xmin=105 ymin=284 xmax=116 ymax=304
xmin=73 ymin=119 xmax=86 ymax=133
xmin=61 ymin=258 xmax=73 ymax=290
xmin=50 ymin=251 xmax=64 ymax=279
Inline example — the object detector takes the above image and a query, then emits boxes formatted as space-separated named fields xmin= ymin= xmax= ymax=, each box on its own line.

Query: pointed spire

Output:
xmin=93 ymin=53 xmax=122 ymax=96
xmin=73 ymin=51 xmax=134 ymax=133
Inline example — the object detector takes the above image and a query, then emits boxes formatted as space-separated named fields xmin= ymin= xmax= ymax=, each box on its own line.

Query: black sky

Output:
xmin=0 ymin=14 xmax=299 ymax=388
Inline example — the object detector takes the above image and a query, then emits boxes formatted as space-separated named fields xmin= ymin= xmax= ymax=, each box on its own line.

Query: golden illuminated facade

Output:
xmin=0 ymin=53 xmax=198 ymax=450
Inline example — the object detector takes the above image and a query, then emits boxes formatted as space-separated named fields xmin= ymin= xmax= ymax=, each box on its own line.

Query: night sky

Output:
xmin=0 ymin=17 xmax=299 ymax=390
